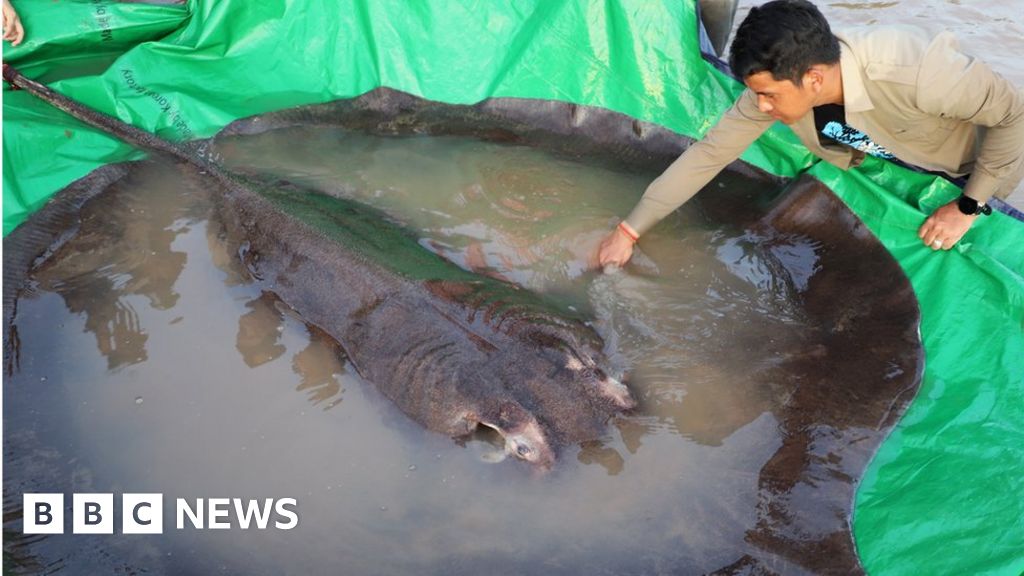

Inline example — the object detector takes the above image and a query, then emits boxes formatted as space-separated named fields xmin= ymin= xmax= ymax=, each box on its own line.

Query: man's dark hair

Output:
xmin=728 ymin=0 xmax=840 ymax=85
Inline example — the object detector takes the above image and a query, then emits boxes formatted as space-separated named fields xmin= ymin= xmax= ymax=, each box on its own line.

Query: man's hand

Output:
xmin=2 ymin=0 xmax=24 ymax=46
xmin=597 ymin=223 xmax=637 ymax=267
xmin=918 ymin=199 xmax=978 ymax=251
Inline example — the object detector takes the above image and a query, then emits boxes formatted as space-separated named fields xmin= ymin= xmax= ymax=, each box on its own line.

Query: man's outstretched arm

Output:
xmin=599 ymin=89 xmax=775 ymax=266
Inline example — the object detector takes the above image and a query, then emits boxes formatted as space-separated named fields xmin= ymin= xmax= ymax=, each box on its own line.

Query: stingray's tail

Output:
xmin=3 ymin=64 xmax=202 ymax=167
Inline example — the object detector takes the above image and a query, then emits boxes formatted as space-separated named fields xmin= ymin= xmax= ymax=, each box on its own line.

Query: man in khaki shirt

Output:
xmin=599 ymin=0 xmax=1024 ymax=266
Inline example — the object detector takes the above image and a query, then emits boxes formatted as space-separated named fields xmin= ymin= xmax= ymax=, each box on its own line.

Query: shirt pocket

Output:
xmin=889 ymin=113 xmax=957 ymax=144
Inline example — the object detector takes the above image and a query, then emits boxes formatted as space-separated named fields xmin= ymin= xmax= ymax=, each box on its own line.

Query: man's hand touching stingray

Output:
xmin=597 ymin=221 xmax=638 ymax=268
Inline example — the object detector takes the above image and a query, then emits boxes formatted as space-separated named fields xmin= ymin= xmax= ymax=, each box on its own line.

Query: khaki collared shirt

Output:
xmin=625 ymin=26 xmax=1024 ymax=236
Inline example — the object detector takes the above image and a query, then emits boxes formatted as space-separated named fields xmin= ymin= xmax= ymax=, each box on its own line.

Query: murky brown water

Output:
xmin=5 ymin=130 xmax=881 ymax=575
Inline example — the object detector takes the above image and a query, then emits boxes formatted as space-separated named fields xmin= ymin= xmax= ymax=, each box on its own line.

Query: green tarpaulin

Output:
xmin=3 ymin=1 xmax=1022 ymax=573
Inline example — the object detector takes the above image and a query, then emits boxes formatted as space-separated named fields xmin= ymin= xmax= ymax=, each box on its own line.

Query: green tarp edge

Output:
xmin=2 ymin=1 xmax=1023 ymax=573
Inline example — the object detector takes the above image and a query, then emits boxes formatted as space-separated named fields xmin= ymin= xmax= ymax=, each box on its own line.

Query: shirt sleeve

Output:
xmin=623 ymin=89 xmax=775 ymax=236
xmin=916 ymin=32 xmax=1024 ymax=203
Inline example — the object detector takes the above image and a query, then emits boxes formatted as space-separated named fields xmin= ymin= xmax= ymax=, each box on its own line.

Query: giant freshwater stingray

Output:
xmin=2 ymin=66 xmax=637 ymax=470
xmin=3 ymin=69 xmax=923 ymax=573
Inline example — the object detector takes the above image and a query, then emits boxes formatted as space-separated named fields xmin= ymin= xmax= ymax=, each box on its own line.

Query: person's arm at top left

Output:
xmin=2 ymin=0 xmax=25 ymax=46
xmin=916 ymin=33 xmax=1024 ymax=251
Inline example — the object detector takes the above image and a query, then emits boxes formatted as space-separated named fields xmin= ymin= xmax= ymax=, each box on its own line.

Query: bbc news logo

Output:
xmin=23 ymin=494 xmax=299 ymax=534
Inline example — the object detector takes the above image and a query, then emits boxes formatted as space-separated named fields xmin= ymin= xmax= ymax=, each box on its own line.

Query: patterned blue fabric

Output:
xmin=821 ymin=120 xmax=895 ymax=160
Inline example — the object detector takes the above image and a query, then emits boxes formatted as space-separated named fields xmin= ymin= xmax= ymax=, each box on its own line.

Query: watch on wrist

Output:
xmin=957 ymin=194 xmax=992 ymax=216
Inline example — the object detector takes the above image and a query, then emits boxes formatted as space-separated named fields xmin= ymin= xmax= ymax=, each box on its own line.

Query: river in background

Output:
xmin=4 ymin=129 xmax=855 ymax=574
xmin=732 ymin=0 xmax=1024 ymax=87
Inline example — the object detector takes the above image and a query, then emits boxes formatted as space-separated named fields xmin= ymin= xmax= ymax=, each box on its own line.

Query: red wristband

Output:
xmin=617 ymin=222 xmax=638 ymax=243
